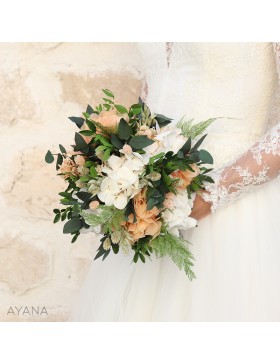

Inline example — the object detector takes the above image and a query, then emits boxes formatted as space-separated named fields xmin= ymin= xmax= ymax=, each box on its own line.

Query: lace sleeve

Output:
xmin=202 ymin=123 xmax=280 ymax=212
xmin=201 ymin=43 xmax=280 ymax=213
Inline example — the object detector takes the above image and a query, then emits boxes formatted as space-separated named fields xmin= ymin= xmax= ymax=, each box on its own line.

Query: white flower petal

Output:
xmin=114 ymin=193 xmax=128 ymax=209
xmin=107 ymin=155 xmax=123 ymax=169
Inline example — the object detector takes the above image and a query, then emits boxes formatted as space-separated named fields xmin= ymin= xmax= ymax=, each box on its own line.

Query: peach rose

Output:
xmin=81 ymin=109 xmax=121 ymax=142
xmin=125 ymin=188 xmax=162 ymax=242
xmin=92 ymin=109 xmax=121 ymax=134
xmin=171 ymin=164 xmax=200 ymax=189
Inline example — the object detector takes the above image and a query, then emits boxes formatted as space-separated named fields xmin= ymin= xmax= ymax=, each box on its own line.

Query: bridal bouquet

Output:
xmin=45 ymin=89 xmax=215 ymax=279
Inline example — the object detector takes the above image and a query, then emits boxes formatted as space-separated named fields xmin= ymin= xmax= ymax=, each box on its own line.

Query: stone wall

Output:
xmin=0 ymin=42 xmax=143 ymax=321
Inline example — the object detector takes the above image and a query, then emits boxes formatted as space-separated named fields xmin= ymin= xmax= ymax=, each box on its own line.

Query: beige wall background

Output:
xmin=0 ymin=42 xmax=143 ymax=321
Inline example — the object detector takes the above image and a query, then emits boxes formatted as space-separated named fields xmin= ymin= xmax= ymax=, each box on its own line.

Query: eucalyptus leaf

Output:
xmin=45 ymin=150 xmax=54 ymax=164
xmin=56 ymin=153 xmax=63 ymax=170
xmin=180 ymin=137 xmax=192 ymax=154
xmin=71 ymin=233 xmax=80 ymax=244
xmin=129 ymin=135 xmax=154 ymax=150
xmin=199 ymin=150 xmax=214 ymax=164
xmin=191 ymin=134 xmax=208 ymax=152
xmin=189 ymin=151 xmax=200 ymax=163
xmin=76 ymin=191 xmax=92 ymax=202
xmin=118 ymin=118 xmax=132 ymax=140
xmin=147 ymin=197 xmax=159 ymax=211
xmin=177 ymin=150 xmax=184 ymax=159
xmin=154 ymin=113 xmax=172 ymax=127
xmin=86 ymin=120 xmax=97 ymax=132
xmin=111 ymin=134 xmax=124 ymax=149
xmin=63 ymin=217 xmax=82 ymax=234
xmin=138 ymin=96 xmax=144 ymax=106
xmin=74 ymin=132 xmax=88 ymax=151
xmin=59 ymin=144 xmax=66 ymax=154
xmin=86 ymin=105 xmax=94 ymax=115
xmin=68 ymin=116 xmax=85 ymax=128
xmin=112 ymin=243 xmax=119 ymax=254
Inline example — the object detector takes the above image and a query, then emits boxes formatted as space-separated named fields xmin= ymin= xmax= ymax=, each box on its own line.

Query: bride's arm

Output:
xmin=191 ymin=43 xmax=280 ymax=219
xmin=192 ymin=122 xmax=280 ymax=217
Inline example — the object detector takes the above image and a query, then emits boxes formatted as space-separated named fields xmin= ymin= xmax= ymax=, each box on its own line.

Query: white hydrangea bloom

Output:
xmin=162 ymin=189 xmax=197 ymax=236
xmin=142 ymin=123 xmax=187 ymax=164
xmin=98 ymin=153 xmax=145 ymax=209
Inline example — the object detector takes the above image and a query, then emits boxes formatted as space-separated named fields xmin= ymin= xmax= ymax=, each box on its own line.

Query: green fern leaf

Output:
xmin=81 ymin=205 xmax=116 ymax=227
xmin=151 ymin=232 xmax=196 ymax=280
xmin=176 ymin=118 xmax=217 ymax=139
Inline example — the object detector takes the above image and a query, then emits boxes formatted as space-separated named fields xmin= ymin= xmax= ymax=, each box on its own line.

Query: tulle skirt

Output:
xmin=70 ymin=178 xmax=280 ymax=321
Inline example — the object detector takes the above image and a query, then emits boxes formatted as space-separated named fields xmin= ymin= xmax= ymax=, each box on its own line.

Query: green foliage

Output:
xmin=151 ymin=232 xmax=196 ymax=280
xmin=130 ymin=104 xmax=142 ymax=116
xmin=129 ymin=135 xmax=155 ymax=150
xmin=111 ymin=134 xmax=124 ymax=149
xmin=86 ymin=104 xmax=94 ymax=115
xmin=56 ymin=153 xmax=63 ymax=171
xmin=176 ymin=118 xmax=217 ymax=138
xmin=81 ymin=205 xmax=125 ymax=231
xmin=102 ymin=89 xmax=114 ymax=98
xmin=180 ymin=138 xmax=192 ymax=154
xmin=73 ymin=132 xmax=88 ymax=152
xmin=79 ymin=130 xmax=94 ymax=137
xmin=63 ymin=217 xmax=82 ymax=234
xmin=190 ymin=134 xmax=208 ymax=152
xmin=59 ymin=144 xmax=66 ymax=154
xmin=131 ymin=236 xmax=153 ymax=263
xmin=94 ymin=236 xmax=111 ymax=261
xmin=154 ymin=113 xmax=172 ymax=127
xmin=94 ymin=134 xmax=113 ymax=147
xmin=115 ymin=104 xmax=128 ymax=114
xmin=75 ymin=191 xmax=92 ymax=202
xmin=118 ymin=118 xmax=132 ymax=140
xmin=90 ymin=165 xmax=98 ymax=178
xmin=45 ymin=150 xmax=54 ymax=164
xmin=199 ymin=149 xmax=213 ymax=164
xmin=86 ymin=119 xmax=97 ymax=132
xmin=68 ymin=116 xmax=85 ymax=128
xmin=146 ymin=188 xmax=165 ymax=210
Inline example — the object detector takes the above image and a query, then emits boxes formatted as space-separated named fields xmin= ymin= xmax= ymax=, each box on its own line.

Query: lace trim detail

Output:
xmin=251 ymin=122 xmax=280 ymax=164
xmin=203 ymin=166 xmax=271 ymax=212
xmin=202 ymin=122 xmax=280 ymax=213
xmin=200 ymin=43 xmax=280 ymax=213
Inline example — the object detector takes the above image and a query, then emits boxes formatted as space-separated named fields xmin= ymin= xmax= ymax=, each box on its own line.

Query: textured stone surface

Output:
xmin=0 ymin=42 xmax=143 ymax=321
xmin=0 ymin=235 xmax=51 ymax=295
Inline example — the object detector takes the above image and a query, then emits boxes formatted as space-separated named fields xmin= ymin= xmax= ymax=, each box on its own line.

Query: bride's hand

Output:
xmin=190 ymin=193 xmax=212 ymax=220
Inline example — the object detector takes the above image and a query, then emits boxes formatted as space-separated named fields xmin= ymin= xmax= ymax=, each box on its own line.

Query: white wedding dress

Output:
xmin=70 ymin=43 xmax=280 ymax=321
